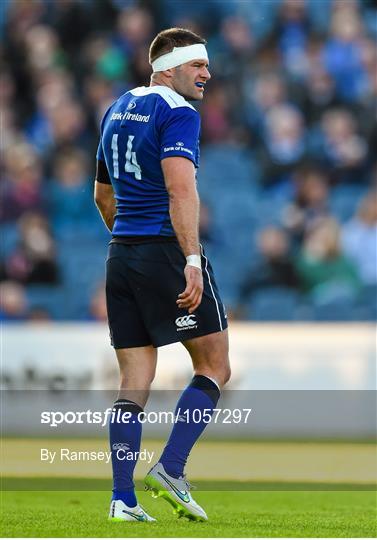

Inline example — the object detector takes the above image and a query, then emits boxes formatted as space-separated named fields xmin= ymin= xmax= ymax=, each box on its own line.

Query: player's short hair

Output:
xmin=149 ymin=28 xmax=206 ymax=64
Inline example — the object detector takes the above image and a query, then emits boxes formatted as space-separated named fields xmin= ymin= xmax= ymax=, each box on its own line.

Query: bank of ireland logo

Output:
xmin=127 ymin=101 xmax=136 ymax=110
xmin=175 ymin=314 xmax=197 ymax=331
xmin=176 ymin=141 xmax=184 ymax=146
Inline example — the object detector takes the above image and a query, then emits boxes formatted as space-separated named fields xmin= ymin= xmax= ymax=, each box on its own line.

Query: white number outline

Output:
xmin=111 ymin=134 xmax=142 ymax=180
xmin=111 ymin=134 xmax=119 ymax=179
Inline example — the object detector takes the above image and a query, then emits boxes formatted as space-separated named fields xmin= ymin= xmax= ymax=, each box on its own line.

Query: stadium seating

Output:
xmin=244 ymin=287 xmax=302 ymax=321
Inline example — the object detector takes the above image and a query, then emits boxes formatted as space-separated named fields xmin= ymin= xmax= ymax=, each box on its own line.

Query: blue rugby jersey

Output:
xmin=96 ymin=86 xmax=201 ymax=237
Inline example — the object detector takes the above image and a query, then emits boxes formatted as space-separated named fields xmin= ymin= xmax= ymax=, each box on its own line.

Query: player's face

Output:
xmin=172 ymin=59 xmax=211 ymax=101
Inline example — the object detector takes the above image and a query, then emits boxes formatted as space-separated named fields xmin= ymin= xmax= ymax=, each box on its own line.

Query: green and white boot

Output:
xmin=108 ymin=499 xmax=156 ymax=522
xmin=144 ymin=462 xmax=208 ymax=521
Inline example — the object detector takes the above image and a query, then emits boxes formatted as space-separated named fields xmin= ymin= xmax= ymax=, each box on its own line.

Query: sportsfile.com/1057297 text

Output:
xmin=40 ymin=408 xmax=252 ymax=427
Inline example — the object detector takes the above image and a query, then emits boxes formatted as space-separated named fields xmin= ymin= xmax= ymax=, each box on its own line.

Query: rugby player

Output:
xmin=94 ymin=27 xmax=231 ymax=523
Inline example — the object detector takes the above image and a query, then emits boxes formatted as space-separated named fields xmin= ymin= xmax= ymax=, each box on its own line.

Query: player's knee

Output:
xmin=217 ymin=364 xmax=231 ymax=387
xmin=119 ymin=369 xmax=155 ymax=390
xmin=222 ymin=365 xmax=231 ymax=386
xmin=211 ymin=361 xmax=231 ymax=388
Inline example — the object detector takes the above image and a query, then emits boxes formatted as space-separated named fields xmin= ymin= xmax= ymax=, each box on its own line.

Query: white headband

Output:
xmin=151 ymin=44 xmax=208 ymax=72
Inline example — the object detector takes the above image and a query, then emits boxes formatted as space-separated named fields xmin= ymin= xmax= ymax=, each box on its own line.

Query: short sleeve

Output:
xmin=96 ymin=138 xmax=105 ymax=162
xmin=95 ymin=158 xmax=111 ymax=184
xmin=160 ymin=107 xmax=200 ymax=166
xmin=96 ymin=103 xmax=114 ymax=163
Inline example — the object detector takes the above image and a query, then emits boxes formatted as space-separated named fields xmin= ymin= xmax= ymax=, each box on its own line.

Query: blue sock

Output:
xmin=159 ymin=375 xmax=220 ymax=479
xmin=109 ymin=399 xmax=143 ymax=507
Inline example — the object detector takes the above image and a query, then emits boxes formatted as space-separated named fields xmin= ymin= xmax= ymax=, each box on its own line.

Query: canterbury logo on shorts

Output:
xmin=112 ymin=442 xmax=130 ymax=451
xmin=175 ymin=315 xmax=197 ymax=330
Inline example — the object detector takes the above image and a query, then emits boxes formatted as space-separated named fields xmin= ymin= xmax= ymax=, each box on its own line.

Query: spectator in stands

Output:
xmin=49 ymin=99 xmax=93 ymax=153
xmin=114 ymin=7 xmax=154 ymax=56
xmin=238 ymin=226 xmax=299 ymax=304
xmin=51 ymin=0 xmax=93 ymax=61
xmin=359 ymin=36 xmax=377 ymax=108
xmin=3 ymin=212 xmax=59 ymax=285
xmin=314 ymin=108 xmax=368 ymax=184
xmin=295 ymin=218 xmax=361 ymax=303
xmin=4 ymin=0 xmax=46 ymax=40
xmin=48 ymin=148 xmax=95 ymax=232
xmin=0 ymin=71 xmax=18 ymax=152
xmin=0 ymin=105 xmax=18 ymax=155
xmin=244 ymin=72 xmax=289 ymax=138
xmin=26 ymin=69 xmax=76 ymax=155
xmin=301 ymin=66 xmax=340 ymax=125
xmin=357 ymin=37 xmax=377 ymax=155
xmin=342 ymin=191 xmax=377 ymax=285
xmin=201 ymin=82 xmax=232 ymax=143
xmin=24 ymin=24 xmax=64 ymax=75
xmin=322 ymin=2 xmax=366 ymax=102
xmin=0 ymin=281 xmax=28 ymax=321
xmin=282 ymin=167 xmax=330 ymax=247
xmin=217 ymin=15 xmax=254 ymax=76
xmin=82 ymin=75 xmax=116 ymax=133
xmin=259 ymin=104 xmax=308 ymax=190
xmin=90 ymin=36 xmax=128 ymax=83
xmin=1 ymin=142 xmax=44 ymax=223
xmin=264 ymin=0 xmax=311 ymax=79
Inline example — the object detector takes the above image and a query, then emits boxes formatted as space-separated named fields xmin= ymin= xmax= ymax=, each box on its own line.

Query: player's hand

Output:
xmin=177 ymin=264 xmax=203 ymax=314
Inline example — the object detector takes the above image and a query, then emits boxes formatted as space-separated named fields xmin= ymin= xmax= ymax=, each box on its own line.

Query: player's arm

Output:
xmin=94 ymin=159 xmax=116 ymax=232
xmin=162 ymin=156 xmax=203 ymax=314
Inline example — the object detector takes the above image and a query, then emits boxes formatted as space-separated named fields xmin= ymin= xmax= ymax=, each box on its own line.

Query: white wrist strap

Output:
xmin=186 ymin=254 xmax=201 ymax=270
xmin=151 ymin=44 xmax=208 ymax=72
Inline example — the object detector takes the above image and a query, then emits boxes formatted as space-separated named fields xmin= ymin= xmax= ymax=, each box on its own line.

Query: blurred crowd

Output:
xmin=1 ymin=0 xmax=376 ymax=322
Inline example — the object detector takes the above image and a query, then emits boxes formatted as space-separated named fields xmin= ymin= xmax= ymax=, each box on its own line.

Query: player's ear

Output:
xmin=163 ymin=69 xmax=174 ymax=79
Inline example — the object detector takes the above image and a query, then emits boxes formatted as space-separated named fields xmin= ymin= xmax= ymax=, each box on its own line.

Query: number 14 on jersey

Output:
xmin=111 ymin=134 xmax=142 ymax=180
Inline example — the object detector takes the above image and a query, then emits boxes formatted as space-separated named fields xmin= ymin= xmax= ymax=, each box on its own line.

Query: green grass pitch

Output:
xmin=1 ymin=486 xmax=376 ymax=537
